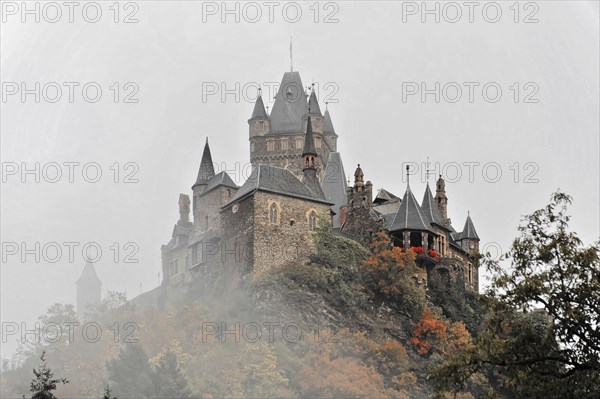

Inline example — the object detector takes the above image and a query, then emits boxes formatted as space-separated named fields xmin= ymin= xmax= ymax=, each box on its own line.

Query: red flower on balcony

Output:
xmin=428 ymin=249 xmax=437 ymax=257
xmin=410 ymin=246 xmax=425 ymax=254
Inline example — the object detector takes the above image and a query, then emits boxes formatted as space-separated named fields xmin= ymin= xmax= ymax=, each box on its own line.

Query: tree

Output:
xmin=29 ymin=349 xmax=68 ymax=399
xmin=107 ymin=344 xmax=156 ymax=398
xmin=363 ymin=230 xmax=426 ymax=317
xmin=433 ymin=192 xmax=600 ymax=398
xmin=153 ymin=350 xmax=190 ymax=398
xmin=101 ymin=385 xmax=117 ymax=399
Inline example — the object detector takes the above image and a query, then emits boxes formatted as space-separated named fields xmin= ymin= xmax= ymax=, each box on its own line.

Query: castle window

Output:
xmin=315 ymin=137 xmax=322 ymax=149
xmin=290 ymin=220 xmax=295 ymax=227
xmin=469 ymin=240 xmax=476 ymax=250
xmin=259 ymin=120 xmax=265 ymax=131
xmin=281 ymin=139 xmax=289 ymax=150
xmin=296 ymin=138 xmax=303 ymax=149
xmin=250 ymin=141 xmax=255 ymax=152
xmin=170 ymin=259 xmax=179 ymax=276
xmin=269 ymin=203 xmax=278 ymax=224
xmin=267 ymin=140 xmax=275 ymax=152
xmin=226 ymin=189 xmax=231 ymax=198
xmin=308 ymin=211 xmax=317 ymax=230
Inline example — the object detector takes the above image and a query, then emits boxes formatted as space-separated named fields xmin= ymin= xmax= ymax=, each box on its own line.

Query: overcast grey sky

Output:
xmin=1 ymin=1 xmax=599 ymax=359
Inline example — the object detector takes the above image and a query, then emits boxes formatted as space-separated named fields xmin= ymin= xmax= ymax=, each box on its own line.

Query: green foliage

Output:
xmin=29 ymin=349 xmax=68 ymax=399
xmin=428 ymin=273 xmax=483 ymax=334
xmin=153 ymin=350 xmax=191 ymax=398
xmin=433 ymin=191 xmax=600 ymax=399
xmin=106 ymin=344 xmax=156 ymax=399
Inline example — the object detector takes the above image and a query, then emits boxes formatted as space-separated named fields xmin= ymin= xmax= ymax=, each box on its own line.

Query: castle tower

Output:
xmin=434 ymin=174 xmax=451 ymax=227
xmin=248 ymin=88 xmax=270 ymax=162
xmin=76 ymin=260 xmax=102 ymax=319
xmin=459 ymin=213 xmax=480 ymax=255
xmin=346 ymin=164 xmax=373 ymax=210
xmin=249 ymin=71 xmax=335 ymax=181
xmin=302 ymin=115 xmax=325 ymax=199
xmin=192 ymin=138 xmax=215 ymax=226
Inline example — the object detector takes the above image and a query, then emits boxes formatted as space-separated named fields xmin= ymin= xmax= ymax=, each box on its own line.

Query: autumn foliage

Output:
xmin=363 ymin=230 xmax=426 ymax=316
xmin=411 ymin=308 xmax=472 ymax=356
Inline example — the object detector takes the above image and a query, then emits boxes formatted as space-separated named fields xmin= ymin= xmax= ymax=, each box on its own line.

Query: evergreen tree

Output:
xmin=101 ymin=385 xmax=117 ymax=399
xmin=153 ymin=350 xmax=190 ymax=398
xmin=107 ymin=345 xmax=155 ymax=398
xmin=29 ymin=349 xmax=68 ymax=399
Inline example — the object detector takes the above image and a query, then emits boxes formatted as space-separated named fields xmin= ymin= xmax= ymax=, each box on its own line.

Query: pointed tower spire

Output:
xmin=308 ymin=85 xmax=322 ymax=116
xmin=76 ymin=260 xmax=102 ymax=319
xmin=193 ymin=138 xmax=215 ymax=190
xmin=250 ymin=88 xmax=268 ymax=120
xmin=301 ymin=115 xmax=325 ymax=199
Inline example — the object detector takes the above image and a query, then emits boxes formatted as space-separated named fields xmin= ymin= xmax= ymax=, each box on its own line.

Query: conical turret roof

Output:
xmin=389 ymin=184 xmax=434 ymax=233
xmin=250 ymin=94 xmax=268 ymax=119
xmin=303 ymin=116 xmax=317 ymax=155
xmin=76 ymin=261 xmax=102 ymax=286
xmin=323 ymin=109 xmax=336 ymax=134
xmin=421 ymin=184 xmax=445 ymax=228
xmin=308 ymin=90 xmax=322 ymax=116
xmin=193 ymin=139 xmax=215 ymax=188
xmin=461 ymin=214 xmax=479 ymax=240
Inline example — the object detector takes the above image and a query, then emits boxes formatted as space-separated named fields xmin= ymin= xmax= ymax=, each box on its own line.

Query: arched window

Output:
xmin=308 ymin=211 xmax=317 ymax=230
xmin=269 ymin=203 xmax=278 ymax=224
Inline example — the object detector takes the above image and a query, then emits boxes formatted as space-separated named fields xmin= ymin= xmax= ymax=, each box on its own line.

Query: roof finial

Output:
xmin=258 ymin=86 xmax=262 ymax=97
xmin=290 ymin=36 xmax=293 ymax=72
xmin=406 ymin=164 xmax=410 ymax=185
xmin=325 ymin=101 xmax=329 ymax=110
xmin=266 ymin=104 xmax=269 ymax=116
xmin=205 ymin=137 xmax=208 ymax=144
xmin=425 ymin=157 xmax=432 ymax=184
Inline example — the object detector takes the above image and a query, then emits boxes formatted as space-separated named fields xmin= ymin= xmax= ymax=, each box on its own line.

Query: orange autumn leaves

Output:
xmin=410 ymin=308 xmax=472 ymax=356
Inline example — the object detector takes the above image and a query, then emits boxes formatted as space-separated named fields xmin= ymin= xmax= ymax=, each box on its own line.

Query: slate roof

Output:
xmin=321 ymin=152 xmax=348 ymax=228
xmin=308 ymin=90 xmax=322 ymax=116
xmin=193 ymin=139 xmax=215 ymax=188
xmin=203 ymin=171 xmax=238 ymax=195
xmin=421 ymin=184 xmax=446 ymax=228
xmin=303 ymin=116 xmax=317 ymax=155
xmin=250 ymin=94 xmax=268 ymax=119
xmin=373 ymin=198 xmax=401 ymax=216
xmin=269 ymin=71 xmax=308 ymax=133
xmin=76 ymin=261 xmax=102 ymax=286
xmin=389 ymin=185 xmax=434 ymax=233
xmin=374 ymin=188 xmax=399 ymax=204
xmin=323 ymin=109 xmax=336 ymax=134
xmin=225 ymin=164 xmax=332 ymax=207
xmin=461 ymin=214 xmax=480 ymax=240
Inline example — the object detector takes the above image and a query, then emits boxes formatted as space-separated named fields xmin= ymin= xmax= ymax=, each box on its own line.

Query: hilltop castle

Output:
xmin=161 ymin=69 xmax=481 ymax=292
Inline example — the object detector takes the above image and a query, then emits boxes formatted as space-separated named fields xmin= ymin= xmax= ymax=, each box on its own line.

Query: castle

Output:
xmin=160 ymin=68 xmax=481 ymax=292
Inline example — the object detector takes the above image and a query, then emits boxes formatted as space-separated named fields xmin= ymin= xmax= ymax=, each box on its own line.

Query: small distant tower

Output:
xmin=434 ymin=174 xmax=451 ymax=227
xmin=192 ymin=138 xmax=216 ymax=225
xmin=248 ymin=88 xmax=270 ymax=166
xmin=346 ymin=164 xmax=373 ymax=210
xmin=76 ymin=260 xmax=102 ymax=319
